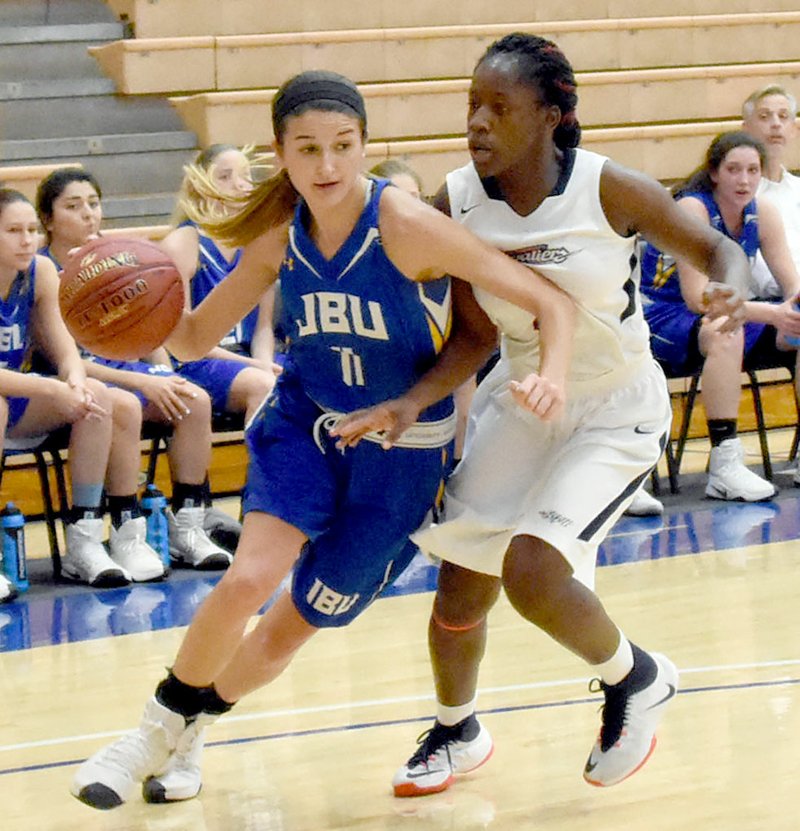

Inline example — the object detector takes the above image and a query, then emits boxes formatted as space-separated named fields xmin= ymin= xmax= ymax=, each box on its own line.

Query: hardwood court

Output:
xmin=1 ymin=480 xmax=799 ymax=831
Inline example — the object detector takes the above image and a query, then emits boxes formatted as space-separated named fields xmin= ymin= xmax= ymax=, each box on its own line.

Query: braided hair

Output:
xmin=478 ymin=33 xmax=581 ymax=150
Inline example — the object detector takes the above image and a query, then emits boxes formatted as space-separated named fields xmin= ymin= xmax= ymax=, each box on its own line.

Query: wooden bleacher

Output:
xmin=102 ymin=0 xmax=800 ymax=38
xmin=0 ymin=162 xmax=82 ymax=202
xmin=90 ymin=5 xmax=800 ymax=194
xmin=90 ymin=13 xmax=800 ymax=95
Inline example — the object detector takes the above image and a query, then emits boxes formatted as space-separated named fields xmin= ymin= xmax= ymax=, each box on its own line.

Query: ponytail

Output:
xmin=179 ymin=160 xmax=299 ymax=248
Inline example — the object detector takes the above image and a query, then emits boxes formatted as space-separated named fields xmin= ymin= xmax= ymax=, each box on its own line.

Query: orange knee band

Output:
xmin=431 ymin=609 xmax=484 ymax=632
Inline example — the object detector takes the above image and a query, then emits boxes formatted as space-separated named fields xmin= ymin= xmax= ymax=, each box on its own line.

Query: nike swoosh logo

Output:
xmin=634 ymin=425 xmax=657 ymax=434
xmin=584 ymin=760 xmax=598 ymax=773
xmin=647 ymin=683 xmax=677 ymax=710
xmin=460 ymin=205 xmax=479 ymax=215
xmin=406 ymin=767 xmax=446 ymax=779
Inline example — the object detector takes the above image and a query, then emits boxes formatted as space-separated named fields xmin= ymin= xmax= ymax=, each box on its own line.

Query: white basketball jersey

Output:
xmin=447 ymin=148 xmax=653 ymax=395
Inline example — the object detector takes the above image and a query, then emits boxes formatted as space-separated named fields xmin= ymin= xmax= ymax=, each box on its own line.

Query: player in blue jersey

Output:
xmin=36 ymin=168 xmax=233 ymax=572
xmin=159 ymin=144 xmax=279 ymax=424
xmin=70 ymin=69 xmax=576 ymax=810
xmin=641 ymin=130 xmax=800 ymax=502
xmin=0 ymin=188 xmax=141 ymax=589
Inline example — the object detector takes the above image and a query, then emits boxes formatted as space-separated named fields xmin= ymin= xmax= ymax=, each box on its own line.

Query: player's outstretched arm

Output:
xmin=600 ymin=160 xmax=747 ymax=331
xmin=378 ymin=188 xmax=575 ymax=407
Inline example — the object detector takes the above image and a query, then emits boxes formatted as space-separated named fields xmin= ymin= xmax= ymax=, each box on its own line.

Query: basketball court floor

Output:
xmin=1 ymin=436 xmax=799 ymax=830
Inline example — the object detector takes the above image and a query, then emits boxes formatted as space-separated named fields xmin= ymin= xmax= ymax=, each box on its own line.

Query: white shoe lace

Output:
xmin=96 ymin=729 xmax=168 ymax=782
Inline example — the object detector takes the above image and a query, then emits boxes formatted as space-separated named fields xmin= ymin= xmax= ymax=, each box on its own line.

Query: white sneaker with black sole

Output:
xmin=71 ymin=697 xmax=190 ymax=810
xmin=109 ymin=516 xmax=167 ymax=582
xmin=168 ymin=506 xmax=232 ymax=570
xmin=143 ymin=711 xmax=218 ymax=803
xmin=583 ymin=651 xmax=678 ymax=787
xmin=62 ymin=518 xmax=130 ymax=587
xmin=392 ymin=715 xmax=494 ymax=797
xmin=705 ymin=438 xmax=776 ymax=502
xmin=624 ymin=487 xmax=664 ymax=517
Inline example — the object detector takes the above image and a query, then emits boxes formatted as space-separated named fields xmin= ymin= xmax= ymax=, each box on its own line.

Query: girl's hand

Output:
xmin=701 ymin=282 xmax=745 ymax=333
xmin=59 ymin=379 xmax=107 ymax=421
xmin=772 ymin=298 xmax=800 ymax=341
xmin=509 ymin=372 xmax=565 ymax=422
xmin=137 ymin=374 xmax=197 ymax=422
xmin=329 ymin=397 xmax=422 ymax=450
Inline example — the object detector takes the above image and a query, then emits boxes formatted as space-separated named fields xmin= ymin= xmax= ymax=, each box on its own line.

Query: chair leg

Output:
xmin=747 ymin=371 xmax=772 ymax=481
xmin=789 ymin=380 xmax=800 ymax=464
xmin=33 ymin=450 xmax=62 ymax=579
xmin=146 ymin=435 xmax=163 ymax=485
xmin=666 ymin=372 xmax=701 ymax=493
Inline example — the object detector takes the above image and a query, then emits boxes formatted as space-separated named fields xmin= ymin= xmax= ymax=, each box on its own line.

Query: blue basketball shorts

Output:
xmin=89 ymin=357 xmax=176 ymax=407
xmin=175 ymin=357 xmax=248 ymax=413
xmin=4 ymin=395 xmax=30 ymax=430
xmin=646 ymin=302 xmax=767 ymax=375
xmin=243 ymin=376 xmax=452 ymax=629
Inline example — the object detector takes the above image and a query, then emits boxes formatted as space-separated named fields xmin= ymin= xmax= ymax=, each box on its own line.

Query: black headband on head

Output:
xmin=272 ymin=73 xmax=367 ymax=132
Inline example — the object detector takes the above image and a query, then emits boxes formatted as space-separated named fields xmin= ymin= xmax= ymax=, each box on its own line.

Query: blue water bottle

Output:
xmin=1 ymin=502 xmax=28 ymax=593
xmin=141 ymin=485 xmax=170 ymax=569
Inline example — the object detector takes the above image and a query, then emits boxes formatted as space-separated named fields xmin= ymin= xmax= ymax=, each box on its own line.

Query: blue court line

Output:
xmin=4 ymin=675 xmax=798 ymax=779
xmin=2 ymin=494 xmax=799 ymax=652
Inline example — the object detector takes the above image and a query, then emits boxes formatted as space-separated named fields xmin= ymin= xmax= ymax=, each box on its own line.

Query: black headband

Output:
xmin=272 ymin=74 xmax=367 ymax=133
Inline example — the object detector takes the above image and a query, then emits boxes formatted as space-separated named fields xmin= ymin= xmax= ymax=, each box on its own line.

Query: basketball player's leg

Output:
xmin=11 ymin=380 xmax=131 ymax=586
xmin=142 ymin=502 xmax=421 ymax=806
xmin=391 ymin=561 xmax=500 ymax=798
xmin=700 ymin=319 xmax=775 ymax=500
xmin=144 ymin=382 xmax=232 ymax=569
xmin=70 ymin=509 xmax=308 ymax=809
xmin=225 ymin=365 xmax=275 ymax=421
xmin=101 ymin=387 xmax=166 ymax=582
xmin=71 ymin=406 xmax=328 ymax=809
xmin=499 ymin=369 xmax=677 ymax=787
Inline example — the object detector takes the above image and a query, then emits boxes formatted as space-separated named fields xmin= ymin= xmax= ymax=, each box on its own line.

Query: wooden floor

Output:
xmin=1 ymin=447 xmax=799 ymax=830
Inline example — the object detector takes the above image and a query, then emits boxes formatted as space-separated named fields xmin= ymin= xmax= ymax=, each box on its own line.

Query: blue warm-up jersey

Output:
xmin=180 ymin=220 xmax=257 ymax=353
xmin=0 ymin=260 xmax=35 ymax=372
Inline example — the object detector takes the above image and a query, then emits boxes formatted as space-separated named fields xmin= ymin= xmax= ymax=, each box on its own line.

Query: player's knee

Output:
xmin=502 ymin=539 xmax=570 ymax=618
xmin=185 ymin=383 xmax=212 ymax=421
xmin=217 ymin=559 xmax=281 ymax=616
xmin=109 ymin=387 xmax=141 ymax=432
xmin=432 ymin=560 xmax=500 ymax=630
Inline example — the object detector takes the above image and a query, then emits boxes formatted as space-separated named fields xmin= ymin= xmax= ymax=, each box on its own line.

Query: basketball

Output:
xmin=58 ymin=236 xmax=185 ymax=361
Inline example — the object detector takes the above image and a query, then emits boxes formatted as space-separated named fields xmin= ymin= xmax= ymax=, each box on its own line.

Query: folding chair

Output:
xmin=1 ymin=428 xmax=70 ymax=578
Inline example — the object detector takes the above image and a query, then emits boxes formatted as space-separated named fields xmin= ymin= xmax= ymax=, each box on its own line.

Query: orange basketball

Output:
xmin=58 ymin=236 xmax=184 ymax=361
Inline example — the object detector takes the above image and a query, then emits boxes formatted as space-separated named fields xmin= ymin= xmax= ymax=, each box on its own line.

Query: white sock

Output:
xmin=437 ymin=697 xmax=477 ymax=727
xmin=592 ymin=633 xmax=634 ymax=686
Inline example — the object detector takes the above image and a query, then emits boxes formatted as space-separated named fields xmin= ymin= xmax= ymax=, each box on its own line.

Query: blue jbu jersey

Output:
xmin=641 ymin=189 xmax=760 ymax=309
xmin=181 ymin=220 xmax=257 ymax=352
xmin=0 ymin=260 xmax=35 ymax=372
xmin=277 ymin=179 xmax=453 ymax=419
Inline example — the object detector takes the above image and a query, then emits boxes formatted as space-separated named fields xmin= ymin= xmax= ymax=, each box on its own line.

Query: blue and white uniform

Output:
xmin=173 ymin=220 xmax=253 ymax=413
xmin=414 ymin=148 xmax=671 ymax=589
xmin=641 ymin=190 xmax=772 ymax=375
xmin=244 ymin=179 xmax=455 ymax=628
xmin=0 ymin=260 xmax=35 ymax=429
xmin=39 ymin=246 xmax=175 ymax=406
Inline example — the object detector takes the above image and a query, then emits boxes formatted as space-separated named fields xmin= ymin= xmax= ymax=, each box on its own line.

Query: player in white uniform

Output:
xmin=334 ymin=33 xmax=749 ymax=797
